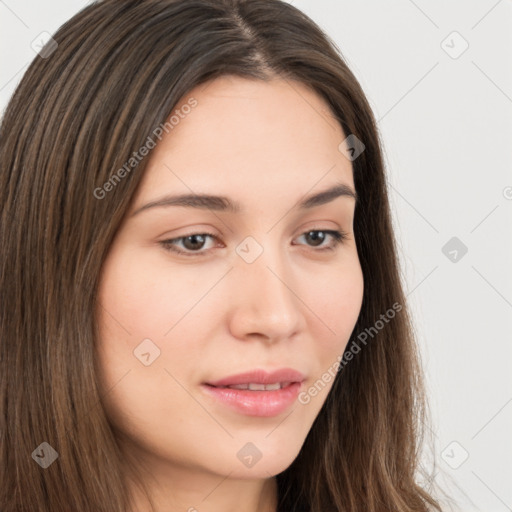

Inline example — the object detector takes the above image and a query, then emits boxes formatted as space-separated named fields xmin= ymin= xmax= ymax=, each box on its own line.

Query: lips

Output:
xmin=201 ymin=368 xmax=306 ymax=417
xmin=204 ymin=368 xmax=306 ymax=388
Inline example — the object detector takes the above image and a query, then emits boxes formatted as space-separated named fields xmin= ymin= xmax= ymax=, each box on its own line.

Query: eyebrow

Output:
xmin=131 ymin=182 xmax=357 ymax=217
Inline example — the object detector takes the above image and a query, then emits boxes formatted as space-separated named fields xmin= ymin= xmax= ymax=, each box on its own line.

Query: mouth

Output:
xmin=201 ymin=368 xmax=305 ymax=417
xmin=204 ymin=381 xmax=294 ymax=391
xmin=204 ymin=367 xmax=305 ymax=388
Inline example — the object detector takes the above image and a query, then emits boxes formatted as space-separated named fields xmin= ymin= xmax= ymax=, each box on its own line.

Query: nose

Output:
xmin=227 ymin=242 xmax=304 ymax=344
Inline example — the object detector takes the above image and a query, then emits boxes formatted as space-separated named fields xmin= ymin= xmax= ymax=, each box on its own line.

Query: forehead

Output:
xmin=132 ymin=76 xmax=354 ymax=212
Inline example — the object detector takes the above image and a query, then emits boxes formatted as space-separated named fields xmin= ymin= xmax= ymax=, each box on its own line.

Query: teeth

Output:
xmin=224 ymin=382 xmax=289 ymax=391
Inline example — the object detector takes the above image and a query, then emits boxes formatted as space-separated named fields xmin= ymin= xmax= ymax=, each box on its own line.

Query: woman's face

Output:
xmin=96 ymin=76 xmax=364 ymax=485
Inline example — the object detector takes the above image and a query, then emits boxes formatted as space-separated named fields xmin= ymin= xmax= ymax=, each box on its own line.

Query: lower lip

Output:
xmin=201 ymin=382 xmax=302 ymax=417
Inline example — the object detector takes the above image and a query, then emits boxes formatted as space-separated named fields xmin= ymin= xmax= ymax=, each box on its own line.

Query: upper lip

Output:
xmin=205 ymin=368 xmax=306 ymax=387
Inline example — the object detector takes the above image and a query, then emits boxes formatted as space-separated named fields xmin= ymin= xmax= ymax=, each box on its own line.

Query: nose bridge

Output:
xmin=229 ymin=233 xmax=302 ymax=340
xmin=236 ymin=232 xmax=290 ymax=295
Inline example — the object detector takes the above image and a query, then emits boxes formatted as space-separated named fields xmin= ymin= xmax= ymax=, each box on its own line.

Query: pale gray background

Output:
xmin=1 ymin=1 xmax=511 ymax=510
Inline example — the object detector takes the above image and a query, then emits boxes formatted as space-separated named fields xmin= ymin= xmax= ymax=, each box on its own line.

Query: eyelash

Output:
xmin=159 ymin=229 xmax=348 ymax=257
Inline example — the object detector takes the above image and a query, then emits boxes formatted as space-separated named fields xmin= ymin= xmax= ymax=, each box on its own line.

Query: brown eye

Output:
xmin=160 ymin=232 xmax=218 ymax=256
xmin=304 ymin=231 xmax=326 ymax=246
xmin=295 ymin=230 xmax=347 ymax=251
xmin=181 ymin=234 xmax=209 ymax=251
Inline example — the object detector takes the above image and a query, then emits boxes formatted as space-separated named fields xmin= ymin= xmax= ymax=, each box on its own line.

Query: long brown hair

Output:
xmin=0 ymin=0 xmax=442 ymax=510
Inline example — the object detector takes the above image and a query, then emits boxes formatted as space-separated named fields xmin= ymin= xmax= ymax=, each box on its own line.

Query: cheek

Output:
xmin=302 ymin=260 xmax=363 ymax=404
xmin=293 ymin=260 xmax=363 ymax=410
xmin=308 ymin=256 xmax=364 ymax=349
xmin=96 ymin=246 xmax=202 ymax=340
xmin=95 ymin=262 xmax=199 ymax=448
xmin=94 ymin=247 xmax=211 ymax=424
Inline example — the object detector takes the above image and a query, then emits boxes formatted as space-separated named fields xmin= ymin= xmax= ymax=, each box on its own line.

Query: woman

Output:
xmin=0 ymin=0 xmax=442 ymax=511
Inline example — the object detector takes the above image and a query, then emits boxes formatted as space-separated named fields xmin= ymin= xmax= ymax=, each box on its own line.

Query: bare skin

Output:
xmin=96 ymin=75 xmax=364 ymax=512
